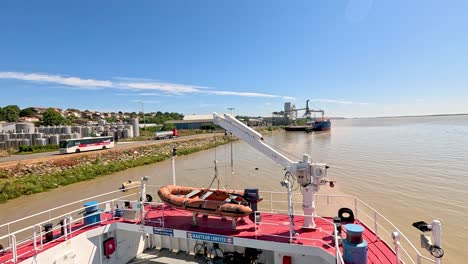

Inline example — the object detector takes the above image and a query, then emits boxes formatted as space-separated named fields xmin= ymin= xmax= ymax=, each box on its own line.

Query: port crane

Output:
xmin=294 ymin=99 xmax=325 ymax=121
xmin=213 ymin=113 xmax=330 ymax=228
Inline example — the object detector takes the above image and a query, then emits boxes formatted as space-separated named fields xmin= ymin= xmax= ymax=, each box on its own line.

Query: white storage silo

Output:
xmin=49 ymin=135 xmax=60 ymax=145
xmin=63 ymin=126 xmax=72 ymax=134
xmin=21 ymin=139 xmax=31 ymax=146
xmin=131 ymin=118 xmax=139 ymax=137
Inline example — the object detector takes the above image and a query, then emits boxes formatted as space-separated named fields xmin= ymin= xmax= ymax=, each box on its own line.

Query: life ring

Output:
xmin=146 ymin=194 xmax=153 ymax=202
xmin=338 ymin=208 xmax=355 ymax=223
xmin=139 ymin=194 xmax=153 ymax=202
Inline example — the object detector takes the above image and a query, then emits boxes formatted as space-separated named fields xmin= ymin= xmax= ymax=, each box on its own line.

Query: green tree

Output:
xmin=162 ymin=122 xmax=176 ymax=131
xmin=65 ymin=115 xmax=78 ymax=125
xmin=0 ymin=107 xmax=5 ymax=121
xmin=19 ymin=107 xmax=37 ymax=117
xmin=42 ymin=108 xmax=66 ymax=126
xmin=3 ymin=105 xmax=20 ymax=122
xmin=106 ymin=117 xmax=118 ymax=123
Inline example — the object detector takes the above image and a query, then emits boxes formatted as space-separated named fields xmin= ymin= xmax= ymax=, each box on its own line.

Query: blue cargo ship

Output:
xmin=311 ymin=119 xmax=331 ymax=131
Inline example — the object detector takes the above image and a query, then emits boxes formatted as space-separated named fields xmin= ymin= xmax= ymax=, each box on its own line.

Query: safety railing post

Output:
xmin=374 ymin=211 xmax=379 ymax=240
xmin=432 ymin=220 xmax=442 ymax=264
xmin=162 ymin=204 xmax=165 ymax=227
xmin=63 ymin=217 xmax=68 ymax=240
xmin=140 ymin=181 xmax=146 ymax=225
xmin=255 ymin=212 xmax=258 ymax=240
xmin=10 ymin=234 xmax=17 ymax=263
xmin=33 ymin=226 xmax=37 ymax=253
xmin=334 ymin=224 xmax=342 ymax=264
xmin=33 ymin=224 xmax=43 ymax=253
xmin=392 ymin=232 xmax=401 ymax=264
xmin=68 ymin=216 xmax=73 ymax=238
xmin=270 ymin=192 xmax=273 ymax=212
xmin=354 ymin=198 xmax=358 ymax=221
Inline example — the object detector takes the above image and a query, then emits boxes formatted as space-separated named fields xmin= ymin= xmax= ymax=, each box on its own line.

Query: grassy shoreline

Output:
xmin=0 ymin=137 xmax=233 ymax=203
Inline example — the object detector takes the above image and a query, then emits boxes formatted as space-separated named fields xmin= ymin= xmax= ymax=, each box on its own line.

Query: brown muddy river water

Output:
xmin=1 ymin=115 xmax=467 ymax=263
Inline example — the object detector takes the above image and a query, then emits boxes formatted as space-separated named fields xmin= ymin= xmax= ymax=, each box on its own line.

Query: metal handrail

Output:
xmin=0 ymin=185 xmax=139 ymax=230
xmin=259 ymin=191 xmax=433 ymax=263
xmin=0 ymin=192 xmax=138 ymax=241
xmin=0 ymin=193 xmax=141 ymax=263
xmin=0 ymin=187 xmax=433 ymax=264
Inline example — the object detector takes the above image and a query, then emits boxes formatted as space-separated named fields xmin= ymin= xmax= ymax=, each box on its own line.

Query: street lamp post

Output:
xmin=138 ymin=102 xmax=147 ymax=142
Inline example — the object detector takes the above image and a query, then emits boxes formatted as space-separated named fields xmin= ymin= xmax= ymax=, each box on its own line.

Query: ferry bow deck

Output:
xmin=143 ymin=205 xmax=396 ymax=263
xmin=0 ymin=205 xmax=394 ymax=264
xmin=0 ymin=187 xmax=433 ymax=264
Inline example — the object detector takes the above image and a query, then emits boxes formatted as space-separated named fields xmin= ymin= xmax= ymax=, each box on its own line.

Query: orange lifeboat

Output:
xmin=158 ymin=185 xmax=261 ymax=218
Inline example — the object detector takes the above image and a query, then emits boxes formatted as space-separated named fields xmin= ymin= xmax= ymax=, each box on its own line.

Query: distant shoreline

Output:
xmin=339 ymin=113 xmax=468 ymax=119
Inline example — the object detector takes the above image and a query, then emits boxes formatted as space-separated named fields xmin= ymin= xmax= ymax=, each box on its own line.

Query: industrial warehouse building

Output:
xmin=166 ymin=114 xmax=214 ymax=129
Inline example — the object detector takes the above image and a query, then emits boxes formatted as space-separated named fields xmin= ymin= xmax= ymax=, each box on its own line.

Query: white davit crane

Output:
xmin=213 ymin=112 xmax=330 ymax=228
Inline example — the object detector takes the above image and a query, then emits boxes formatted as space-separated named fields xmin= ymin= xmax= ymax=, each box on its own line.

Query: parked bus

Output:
xmin=59 ymin=136 xmax=115 ymax=154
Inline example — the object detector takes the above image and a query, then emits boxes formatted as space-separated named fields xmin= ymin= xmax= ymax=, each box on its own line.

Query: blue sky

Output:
xmin=0 ymin=0 xmax=467 ymax=117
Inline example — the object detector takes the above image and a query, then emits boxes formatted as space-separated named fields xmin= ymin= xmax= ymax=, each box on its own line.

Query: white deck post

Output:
xmin=63 ymin=217 xmax=68 ymax=240
xmin=432 ymin=220 xmax=442 ymax=264
xmin=33 ymin=224 xmax=43 ymax=253
xmin=392 ymin=232 xmax=401 ymax=264
xmin=10 ymin=234 xmax=17 ymax=263
xmin=287 ymin=181 xmax=294 ymax=242
xmin=374 ymin=212 xmax=379 ymax=240
xmin=171 ymin=147 xmax=177 ymax=185
xmin=140 ymin=177 xmax=147 ymax=225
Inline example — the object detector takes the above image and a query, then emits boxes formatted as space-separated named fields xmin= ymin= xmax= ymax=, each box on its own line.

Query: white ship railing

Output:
xmin=0 ymin=186 xmax=141 ymax=263
xmin=0 ymin=185 xmax=436 ymax=264
xmin=258 ymin=191 xmax=436 ymax=264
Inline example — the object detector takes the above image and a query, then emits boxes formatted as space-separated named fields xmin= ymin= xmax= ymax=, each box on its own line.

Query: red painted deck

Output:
xmin=0 ymin=205 xmax=397 ymax=264
xmin=145 ymin=205 xmax=397 ymax=264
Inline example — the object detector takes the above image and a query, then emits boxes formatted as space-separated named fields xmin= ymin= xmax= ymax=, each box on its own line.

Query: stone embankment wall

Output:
xmin=0 ymin=135 xmax=235 ymax=202
xmin=0 ymin=135 xmax=231 ymax=179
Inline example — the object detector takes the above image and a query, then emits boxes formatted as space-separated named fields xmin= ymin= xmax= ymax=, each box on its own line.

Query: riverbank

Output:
xmin=0 ymin=134 xmax=235 ymax=202
xmin=0 ymin=126 xmax=282 ymax=203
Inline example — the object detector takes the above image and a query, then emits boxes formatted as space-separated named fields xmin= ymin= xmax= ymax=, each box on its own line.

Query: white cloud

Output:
xmin=113 ymin=77 xmax=158 ymax=82
xmin=309 ymin=99 xmax=369 ymax=105
xmin=125 ymin=82 xmax=202 ymax=94
xmin=203 ymin=90 xmax=281 ymax=98
xmin=0 ymin=71 xmax=112 ymax=88
xmin=0 ymin=71 xmax=294 ymax=99
xmin=138 ymin=92 xmax=163 ymax=96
